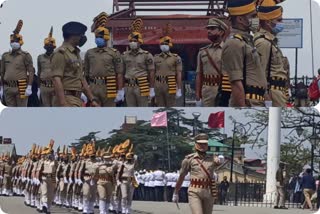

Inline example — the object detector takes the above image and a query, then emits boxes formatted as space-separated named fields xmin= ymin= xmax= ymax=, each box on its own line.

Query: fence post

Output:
xmin=235 ymin=181 xmax=238 ymax=206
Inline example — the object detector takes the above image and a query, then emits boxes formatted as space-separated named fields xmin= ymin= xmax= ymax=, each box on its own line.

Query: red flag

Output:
xmin=151 ymin=112 xmax=168 ymax=127
xmin=208 ymin=111 xmax=224 ymax=128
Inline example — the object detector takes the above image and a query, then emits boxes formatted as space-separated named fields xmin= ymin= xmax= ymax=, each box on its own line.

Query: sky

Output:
xmin=0 ymin=107 xmax=268 ymax=158
xmin=0 ymin=0 xmax=320 ymax=77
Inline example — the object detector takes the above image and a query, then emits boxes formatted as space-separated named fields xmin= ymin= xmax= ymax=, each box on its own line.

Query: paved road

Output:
xmin=0 ymin=196 xmax=318 ymax=214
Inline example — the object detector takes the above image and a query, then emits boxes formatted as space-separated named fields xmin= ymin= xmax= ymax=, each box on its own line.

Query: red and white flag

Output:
xmin=208 ymin=111 xmax=225 ymax=128
xmin=151 ymin=112 xmax=168 ymax=127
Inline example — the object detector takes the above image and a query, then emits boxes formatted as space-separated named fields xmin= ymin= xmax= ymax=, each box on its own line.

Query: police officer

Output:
xmin=153 ymin=167 xmax=165 ymax=201
xmin=221 ymin=0 xmax=267 ymax=107
xmin=0 ymin=20 xmax=34 ymax=107
xmin=122 ymin=18 xmax=155 ymax=107
xmin=173 ymin=134 xmax=223 ymax=214
xmin=85 ymin=12 xmax=124 ymax=107
xmin=51 ymin=21 xmax=99 ymax=107
xmin=254 ymin=0 xmax=288 ymax=107
xmin=39 ymin=140 xmax=56 ymax=214
xmin=38 ymin=27 xmax=56 ymax=107
xmin=154 ymin=24 xmax=182 ymax=107
xmin=195 ymin=18 xmax=228 ymax=107
xmin=2 ymin=153 xmax=13 ymax=196
xmin=55 ymin=146 xmax=68 ymax=206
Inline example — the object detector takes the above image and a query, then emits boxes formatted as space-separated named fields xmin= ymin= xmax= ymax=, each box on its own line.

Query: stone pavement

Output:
xmin=0 ymin=196 xmax=318 ymax=214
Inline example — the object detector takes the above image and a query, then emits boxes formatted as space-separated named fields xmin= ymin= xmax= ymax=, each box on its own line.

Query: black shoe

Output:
xmin=274 ymin=206 xmax=279 ymax=209
xmin=279 ymin=206 xmax=288 ymax=209
xmin=42 ymin=206 xmax=48 ymax=214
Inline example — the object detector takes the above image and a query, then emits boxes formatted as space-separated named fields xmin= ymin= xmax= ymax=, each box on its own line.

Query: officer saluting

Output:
xmin=254 ymin=0 xmax=288 ymax=107
xmin=221 ymin=0 xmax=267 ymax=107
xmin=173 ymin=134 xmax=223 ymax=214
xmin=51 ymin=21 xmax=99 ymax=107
xmin=195 ymin=18 xmax=228 ymax=107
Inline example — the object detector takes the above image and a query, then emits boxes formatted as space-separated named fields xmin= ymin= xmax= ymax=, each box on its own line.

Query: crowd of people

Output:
xmin=0 ymin=0 xmax=297 ymax=108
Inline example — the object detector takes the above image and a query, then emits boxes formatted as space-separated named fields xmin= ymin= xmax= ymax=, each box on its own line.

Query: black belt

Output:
xmin=203 ymin=75 xmax=220 ymax=86
xmin=156 ymin=75 xmax=167 ymax=83
xmin=4 ymin=80 xmax=20 ymax=87
xmin=63 ymin=90 xmax=82 ymax=98
xmin=40 ymin=80 xmax=53 ymax=87
xmin=245 ymin=86 xmax=265 ymax=101
xmin=125 ymin=78 xmax=138 ymax=86
xmin=89 ymin=77 xmax=107 ymax=85
xmin=269 ymin=78 xmax=286 ymax=90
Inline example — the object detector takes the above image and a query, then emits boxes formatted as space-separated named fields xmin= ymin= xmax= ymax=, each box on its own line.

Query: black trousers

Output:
xmin=154 ymin=186 xmax=164 ymax=201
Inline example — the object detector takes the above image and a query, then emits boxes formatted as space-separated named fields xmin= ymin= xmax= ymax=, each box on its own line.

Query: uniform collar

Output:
xmin=231 ymin=28 xmax=252 ymax=43
xmin=95 ymin=46 xmax=109 ymax=53
xmin=63 ymin=42 xmax=80 ymax=54
xmin=194 ymin=152 xmax=207 ymax=160
xmin=129 ymin=48 xmax=143 ymax=55
xmin=160 ymin=51 xmax=172 ymax=57
xmin=10 ymin=49 xmax=22 ymax=55
xmin=258 ymin=28 xmax=276 ymax=41
xmin=209 ymin=41 xmax=224 ymax=49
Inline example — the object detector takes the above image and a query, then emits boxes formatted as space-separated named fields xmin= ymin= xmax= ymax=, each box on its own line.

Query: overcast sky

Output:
xmin=0 ymin=0 xmax=320 ymax=77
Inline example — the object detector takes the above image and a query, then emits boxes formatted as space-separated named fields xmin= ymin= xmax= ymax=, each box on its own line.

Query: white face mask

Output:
xmin=129 ymin=42 xmax=138 ymax=50
xmin=249 ymin=17 xmax=260 ymax=33
xmin=160 ymin=45 xmax=170 ymax=52
xmin=10 ymin=42 xmax=21 ymax=50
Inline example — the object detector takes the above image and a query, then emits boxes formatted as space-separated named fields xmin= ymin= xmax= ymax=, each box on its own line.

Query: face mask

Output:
xmin=10 ymin=42 xmax=21 ymax=50
xmin=45 ymin=46 xmax=54 ymax=55
xmin=208 ymin=34 xmax=220 ymax=43
xmin=78 ymin=35 xmax=87 ymax=47
xmin=160 ymin=45 xmax=170 ymax=52
xmin=95 ymin=37 xmax=106 ymax=48
xmin=249 ymin=17 xmax=260 ymax=33
xmin=272 ymin=23 xmax=284 ymax=34
xmin=129 ymin=42 xmax=138 ymax=50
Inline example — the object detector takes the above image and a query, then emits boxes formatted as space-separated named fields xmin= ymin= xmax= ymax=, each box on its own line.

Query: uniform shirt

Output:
xmin=221 ymin=29 xmax=267 ymax=89
xmin=122 ymin=48 xmax=155 ymax=79
xmin=97 ymin=161 xmax=115 ymax=185
xmin=180 ymin=152 xmax=215 ymax=190
xmin=1 ymin=50 xmax=33 ymax=81
xmin=119 ymin=161 xmax=135 ymax=178
xmin=50 ymin=42 xmax=84 ymax=91
xmin=196 ymin=43 xmax=223 ymax=76
xmin=165 ymin=172 xmax=173 ymax=187
xmin=31 ymin=161 xmax=39 ymax=179
xmin=154 ymin=52 xmax=182 ymax=76
xmin=3 ymin=162 xmax=12 ymax=176
xmin=38 ymin=53 xmax=53 ymax=81
xmin=153 ymin=170 xmax=166 ymax=186
xmin=84 ymin=159 xmax=98 ymax=176
xmin=171 ymin=172 xmax=179 ymax=188
xmin=254 ymin=29 xmax=287 ymax=80
xmin=42 ymin=160 xmax=55 ymax=174
xmin=84 ymin=47 xmax=123 ymax=78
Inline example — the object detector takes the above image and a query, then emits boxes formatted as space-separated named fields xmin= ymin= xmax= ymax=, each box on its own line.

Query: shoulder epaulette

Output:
xmin=233 ymin=34 xmax=244 ymax=41
xmin=199 ymin=44 xmax=210 ymax=51
xmin=185 ymin=153 xmax=195 ymax=159
xmin=110 ymin=48 xmax=117 ymax=52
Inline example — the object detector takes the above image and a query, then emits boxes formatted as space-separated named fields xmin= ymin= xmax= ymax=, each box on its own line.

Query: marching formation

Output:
xmin=0 ymin=0 xmax=290 ymax=108
xmin=0 ymin=133 xmax=224 ymax=214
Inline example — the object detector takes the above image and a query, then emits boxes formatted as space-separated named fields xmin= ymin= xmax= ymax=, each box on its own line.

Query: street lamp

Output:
xmin=192 ymin=112 xmax=201 ymax=136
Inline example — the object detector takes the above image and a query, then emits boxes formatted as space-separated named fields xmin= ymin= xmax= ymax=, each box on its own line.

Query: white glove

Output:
xmin=276 ymin=181 xmax=281 ymax=187
xmin=176 ymin=89 xmax=182 ymax=98
xmin=25 ymin=85 xmax=32 ymax=96
xmin=64 ymin=177 xmax=68 ymax=184
xmin=117 ymin=180 xmax=121 ymax=186
xmin=0 ymin=176 xmax=3 ymax=179
xmin=81 ymin=93 xmax=88 ymax=103
xmin=149 ymin=88 xmax=155 ymax=98
xmin=195 ymin=99 xmax=203 ymax=107
xmin=69 ymin=178 xmax=73 ymax=184
xmin=56 ymin=177 xmax=59 ymax=183
xmin=114 ymin=89 xmax=125 ymax=102
xmin=0 ymin=86 xmax=3 ymax=100
xmin=90 ymin=179 xmax=94 ymax=186
xmin=218 ymin=155 xmax=225 ymax=163
xmin=78 ymin=179 xmax=83 ymax=185
xmin=37 ymin=88 xmax=40 ymax=99
xmin=172 ymin=193 xmax=179 ymax=203
xmin=265 ymin=100 xmax=272 ymax=108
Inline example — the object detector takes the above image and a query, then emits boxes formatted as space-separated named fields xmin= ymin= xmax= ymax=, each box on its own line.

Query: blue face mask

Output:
xmin=95 ymin=37 xmax=106 ymax=48
xmin=272 ymin=23 xmax=284 ymax=34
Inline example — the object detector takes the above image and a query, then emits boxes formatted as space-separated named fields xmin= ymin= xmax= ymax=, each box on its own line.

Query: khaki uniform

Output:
xmin=38 ymin=53 xmax=55 ymax=107
xmin=40 ymin=159 xmax=56 ymax=211
xmin=30 ymin=160 xmax=39 ymax=207
xmin=1 ymin=50 xmax=33 ymax=107
xmin=179 ymin=152 xmax=215 ymax=214
xmin=2 ymin=161 xmax=13 ymax=196
xmin=56 ymin=162 xmax=69 ymax=205
xmin=274 ymin=168 xmax=285 ymax=207
xmin=0 ymin=161 xmax=4 ymax=193
xmin=82 ymin=159 xmax=98 ymax=213
xmin=66 ymin=161 xmax=76 ymax=208
xmin=51 ymin=42 xmax=84 ymax=107
xmin=75 ymin=159 xmax=86 ymax=211
xmin=123 ymin=48 xmax=155 ymax=107
xmin=23 ymin=159 xmax=33 ymax=205
xmin=222 ymin=29 xmax=267 ymax=107
xmin=110 ymin=159 xmax=122 ymax=213
xmin=154 ymin=52 xmax=182 ymax=107
xmin=254 ymin=29 xmax=288 ymax=107
xmin=196 ymin=43 xmax=223 ymax=107
xmin=97 ymin=160 xmax=116 ymax=214
xmin=84 ymin=47 xmax=123 ymax=107
xmin=35 ymin=159 xmax=44 ymax=210
xmin=119 ymin=161 xmax=136 ymax=214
